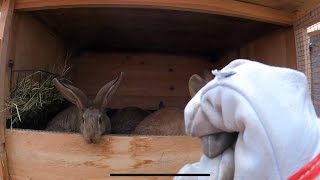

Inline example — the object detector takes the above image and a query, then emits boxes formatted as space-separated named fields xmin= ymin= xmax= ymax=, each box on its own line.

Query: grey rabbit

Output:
xmin=110 ymin=106 xmax=151 ymax=134
xmin=110 ymin=101 xmax=168 ymax=134
xmin=46 ymin=72 xmax=124 ymax=144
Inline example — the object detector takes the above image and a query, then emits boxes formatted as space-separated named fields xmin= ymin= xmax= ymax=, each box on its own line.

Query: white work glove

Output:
xmin=179 ymin=59 xmax=320 ymax=180
xmin=175 ymin=148 xmax=234 ymax=180
xmin=174 ymin=72 xmax=237 ymax=180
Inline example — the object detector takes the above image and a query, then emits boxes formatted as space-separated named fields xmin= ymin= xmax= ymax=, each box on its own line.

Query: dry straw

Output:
xmin=3 ymin=53 xmax=73 ymax=129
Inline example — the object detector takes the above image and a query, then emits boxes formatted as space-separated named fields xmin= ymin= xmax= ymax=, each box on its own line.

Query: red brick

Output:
xmin=313 ymin=79 xmax=320 ymax=84
xmin=313 ymin=89 xmax=320 ymax=94
xmin=313 ymin=67 xmax=320 ymax=73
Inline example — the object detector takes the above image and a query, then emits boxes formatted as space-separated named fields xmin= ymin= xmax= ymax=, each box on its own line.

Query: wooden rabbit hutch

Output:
xmin=0 ymin=0 xmax=317 ymax=179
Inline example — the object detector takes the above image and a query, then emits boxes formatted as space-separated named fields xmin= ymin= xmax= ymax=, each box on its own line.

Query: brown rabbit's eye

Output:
xmin=82 ymin=118 xmax=85 ymax=124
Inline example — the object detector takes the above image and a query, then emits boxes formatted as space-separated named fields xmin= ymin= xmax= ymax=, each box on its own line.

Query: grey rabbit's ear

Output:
xmin=203 ymin=69 xmax=214 ymax=82
xmin=188 ymin=74 xmax=207 ymax=98
xmin=93 ymin=72 xmax=125 ymax=108
xmin=53 ymin=78 xmax=89 ymax=110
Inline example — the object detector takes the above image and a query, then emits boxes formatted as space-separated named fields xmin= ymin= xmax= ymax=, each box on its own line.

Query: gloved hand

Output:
xmin=174 ymin=73 xmax=237 ymax=180
xmin=180 ymin=59 xmax=320 ymax=180
xmin=188 ymin=73 xmax=238 ymax=159
xmin=174 ymin=147 xmax=235 ymax=180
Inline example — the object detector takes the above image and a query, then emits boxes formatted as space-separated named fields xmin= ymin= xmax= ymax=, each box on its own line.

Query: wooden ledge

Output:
xmin=6 ymin=129 xmax=201 ymax=179
xmin=15 ymin=0 xmax=294 ymax=26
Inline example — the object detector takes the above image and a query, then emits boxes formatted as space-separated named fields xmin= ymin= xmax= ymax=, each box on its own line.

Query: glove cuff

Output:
xmin=288 ymin=153 xmax=320 ymax=180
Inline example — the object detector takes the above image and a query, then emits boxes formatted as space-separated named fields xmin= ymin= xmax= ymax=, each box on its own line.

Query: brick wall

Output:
xmin=310 ymin=32 xmax=320 ymax=116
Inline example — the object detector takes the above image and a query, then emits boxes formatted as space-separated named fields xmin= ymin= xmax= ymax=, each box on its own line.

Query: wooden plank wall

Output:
xmin=217 ymin=27 xmax=297 ymax=69
xmin=6 ymin=130 xmax=201 ymax=180
xmin=10 ymin=13 xmax=65 ymax=73
xmin=71 ymin=52 xmax=215 ymax=110
xmin=70 ymin=28 xmax=297 ymax=110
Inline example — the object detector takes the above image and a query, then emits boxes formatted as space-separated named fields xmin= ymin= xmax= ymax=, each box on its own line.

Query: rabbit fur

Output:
xmin=46 ymin=72 xmax=124 ymax=144
xmin=133 ymin=98 xmax=185 ymax=135
xmin=133 ymin=104 xmax=185 ymax=135
xmin=110 ymin=106 xmax=151 ymax=134
xmin=132 ymin=70 xmax=216 ymax=136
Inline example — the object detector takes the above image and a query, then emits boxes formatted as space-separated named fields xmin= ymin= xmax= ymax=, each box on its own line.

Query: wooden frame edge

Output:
xmin=15 ymin=0 xmax=294 ymax=26
xmin=0 ymin=0 xmax=16 ymax=179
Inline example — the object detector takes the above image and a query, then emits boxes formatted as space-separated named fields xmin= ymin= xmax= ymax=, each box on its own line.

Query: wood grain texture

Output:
xmin=6 ymin=129 xmax=201 ymax=180
xmin=295 ymin=0 xmax=320 ymax=21
xmin=11 ymin=13 xmax=65 ymax=72
xmin=14 ymin=0 xmax=294 ymax=25
xmin=218 ymin=27 xmax=297 ymax=70
xmin=235 ymin=0 xmax=304 ymax=12
xmin=0 ymin=0 xmax=16 ymax=179
xmin=71 ymin=52 xmax=215 ymax=109
xmin=26 ymin=7 xmax=284 ymax=56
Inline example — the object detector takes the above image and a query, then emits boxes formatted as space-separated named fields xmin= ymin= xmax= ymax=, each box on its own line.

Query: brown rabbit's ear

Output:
xmin=188 ymin=74 xmax=207 ymax=98
xmin=203 ymin=69 xmax=214 ymax=83
xmin=93 ymin=72 xmax=125 ymax=108
xmin=53 ymin=78 xmax=88 ymax=110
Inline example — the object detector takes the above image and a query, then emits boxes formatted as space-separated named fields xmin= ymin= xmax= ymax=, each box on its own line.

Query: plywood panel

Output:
xmin=72 ymin=52 xmax=215 ymax=109
xmin=244 ymin=27 xmax=297 ymax=69
xmin=6 ymin=129 xmax=202 ymax=180
xmin=285 ymin=28 xmax=298 ymax=70
xmin=27 ymin=7 xmax=283 ymax=55
xmin=11 ymin=13 xmax=65 ymax=73
xmin=218 ymin=27 xmax=297 ymax=69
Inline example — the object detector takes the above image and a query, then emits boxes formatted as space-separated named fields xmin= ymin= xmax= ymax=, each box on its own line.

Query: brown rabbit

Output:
xmin=189 ymin=70 xmax=238 ymax=158
xmin=133 ymin=70 xmax=215 ymax=136
xmin=133 ymin=107 xmax=184 ymax=135
xmin=110 ymin=106 xmax=151 ymax=134
xmin=133 ymin=102 xmax=185 ymax=135
xmin=189 ymin=69 xmax=214 ymax=97
xmin=46 ymin=72 xmax=124 ymax=144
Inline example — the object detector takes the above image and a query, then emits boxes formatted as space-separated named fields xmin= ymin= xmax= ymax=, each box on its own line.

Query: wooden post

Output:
xmin=0 ymin=0 xmax=16 ymax=179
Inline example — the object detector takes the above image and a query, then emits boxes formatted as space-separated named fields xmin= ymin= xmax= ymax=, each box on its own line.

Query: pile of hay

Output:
xmin=4 ymin=60 xmax=72 ymax=130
